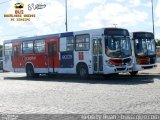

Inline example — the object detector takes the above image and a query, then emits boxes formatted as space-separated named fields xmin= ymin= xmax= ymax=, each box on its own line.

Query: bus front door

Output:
xmin=93 ymin=38 xmax=103 ymax=73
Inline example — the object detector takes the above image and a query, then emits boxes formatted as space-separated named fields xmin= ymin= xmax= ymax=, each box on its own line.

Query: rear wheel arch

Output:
xmin=76 ymin=62 xmax=89 ymax=79
xmin=25 ymin=63 xmax=37 ymax=78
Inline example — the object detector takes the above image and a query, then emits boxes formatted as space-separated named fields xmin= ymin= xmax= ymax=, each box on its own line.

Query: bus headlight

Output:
xmin=123 ymin=58 xmax=132 ymax=66
xmin=127 ymin=59 xmax=132 ymax=66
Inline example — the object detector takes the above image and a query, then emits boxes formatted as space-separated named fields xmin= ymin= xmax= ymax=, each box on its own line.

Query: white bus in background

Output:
xmin=3 ymin=28 xmax=133 ymax=78
xmin=130 ymin=32 xmax=157 ymax=75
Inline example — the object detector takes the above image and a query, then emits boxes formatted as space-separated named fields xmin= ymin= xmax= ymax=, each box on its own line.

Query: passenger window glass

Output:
xmin=60 ymin=36 xmax=74 ymax=51
xmin=60 ymin=37 xmax=66 ymax=51
xmin=4 ymin=43 xmax=12 ymax=56
xmin=34 ymin=39 xmax=45 ymax=53
xmin=22 ymin=41 xmax=33 ymax=54
xmin=66 ymin=36 xmax=74 ymax=51
xmin=75 ymin=34 xmax=90 ymax=51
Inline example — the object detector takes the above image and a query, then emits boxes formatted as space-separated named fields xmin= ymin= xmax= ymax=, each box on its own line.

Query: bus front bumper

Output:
xmin=103 ymin=65 xmax=133 ymax=74
xmin=133 ymin=64 xmax=157 ymax=71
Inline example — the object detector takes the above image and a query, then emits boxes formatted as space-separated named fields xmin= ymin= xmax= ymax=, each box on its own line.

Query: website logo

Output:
xmin=28 ymin=3 xmax=46 ymax=11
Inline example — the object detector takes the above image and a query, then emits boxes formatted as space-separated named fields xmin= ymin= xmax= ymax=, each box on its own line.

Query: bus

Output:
xmin=130 ymin=32 xmax=157 ymax=75
xmin=3 ymin=28 xmax=133 ymax=78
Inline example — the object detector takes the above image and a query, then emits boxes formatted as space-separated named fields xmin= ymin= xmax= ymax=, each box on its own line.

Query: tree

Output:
xmin=0 ymin=45 xmax=2 ymax=57
xmin=156 ymin=39 xmax=160 ymax=46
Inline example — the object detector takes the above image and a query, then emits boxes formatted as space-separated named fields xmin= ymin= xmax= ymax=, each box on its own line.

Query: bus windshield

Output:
xmin=134 ymin=38 xmax=156 ymax=56
xmin=105 ymin=36 xmax=131 ymax=58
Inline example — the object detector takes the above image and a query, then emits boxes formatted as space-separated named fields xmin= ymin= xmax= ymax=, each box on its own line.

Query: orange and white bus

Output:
xmin=3 ymin=28 xmax=133 ymax=78
xmin=130 ymin=32 xmax=157 ymax=75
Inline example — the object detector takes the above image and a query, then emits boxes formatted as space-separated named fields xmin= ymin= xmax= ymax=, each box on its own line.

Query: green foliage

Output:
xmin=156 ymin=39 xmax=160 ymax=46
xmin=0 ymin=45 xmax=3 ymax=57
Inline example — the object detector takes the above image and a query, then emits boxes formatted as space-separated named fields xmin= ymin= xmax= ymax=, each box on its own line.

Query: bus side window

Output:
xmin=34 ymin=39 xmax=45 ymax=53
xmin=4 ymin=43 xmax=12 ymax=56
xmin=59 ymin=36 xmax=74 ymax=52
xmin=75 ymin=34 xmax=90 ymax=51
xmin=22 ymin=41 xmax=33 ymax=54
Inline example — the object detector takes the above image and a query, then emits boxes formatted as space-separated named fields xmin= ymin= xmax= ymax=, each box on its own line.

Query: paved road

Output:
xmin=0 ymin=66 xmax=160 ymax=114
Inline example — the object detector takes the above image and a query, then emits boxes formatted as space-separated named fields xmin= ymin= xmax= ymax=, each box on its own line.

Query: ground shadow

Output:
xmin=3 ymin=73 xmax=160 ymax=85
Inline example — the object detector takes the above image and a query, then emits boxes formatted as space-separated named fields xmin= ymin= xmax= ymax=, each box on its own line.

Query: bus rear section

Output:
xmin=3 ymin=34 xmax=60 ymax=77
xmin=3 ymin=41 xmax=14 ymax=72
xmin=102 ymin=28 xmax=133 ymax=75
xmin=130 ymin=32 xmax=157 ymax=75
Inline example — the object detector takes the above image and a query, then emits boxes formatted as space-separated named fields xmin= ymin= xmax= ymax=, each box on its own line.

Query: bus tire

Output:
xmin=77 ymin=64 xmax=88 ymax=79
xmin=34 ymin=73 xmax=39 ymax=77
xmin=129 ymin=71 xmax=138 ymax=76
xmin=26 ymin=64 xmax=35 ymax=78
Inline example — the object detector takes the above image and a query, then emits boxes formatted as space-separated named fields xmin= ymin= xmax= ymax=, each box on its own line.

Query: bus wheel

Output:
xmin=78 ymin=65 xmax=88 ymax=79
xmin=26 ymin=64 xmax=35 ymax=78
xmin=129 ymin=71 xmax=138 ymax=76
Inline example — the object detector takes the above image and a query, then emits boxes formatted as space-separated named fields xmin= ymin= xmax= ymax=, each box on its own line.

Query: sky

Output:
xmin=0 ymin=0 xmax=160 ymax=44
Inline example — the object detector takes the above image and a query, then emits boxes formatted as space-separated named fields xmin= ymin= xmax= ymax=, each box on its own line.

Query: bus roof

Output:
xmin=132 ymin=31 xmax=154 ymax=39
xmin=4 ymin=33 xmax=59 ymax=44
xmin=3 ymin=27 xmax=128 ymax=43
xmin=104 ymin=28 xmax=129 ymax=36
xmin=132 ymin=31 xmax=153 ymax=34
